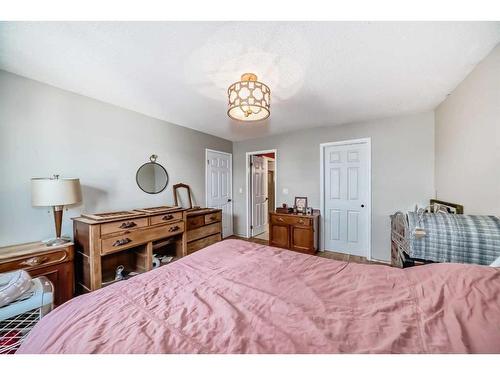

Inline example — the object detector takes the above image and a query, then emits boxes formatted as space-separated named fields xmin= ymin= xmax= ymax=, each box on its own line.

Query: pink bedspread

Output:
xmin=18 ymin=239 xmax=500 ymax=353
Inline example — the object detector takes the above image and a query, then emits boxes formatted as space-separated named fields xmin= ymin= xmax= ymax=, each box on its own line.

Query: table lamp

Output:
xmin=31 ymin=175 xmax=82 ymax=246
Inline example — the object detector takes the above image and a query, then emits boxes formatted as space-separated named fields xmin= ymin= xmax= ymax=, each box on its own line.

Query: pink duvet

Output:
xmin=18 ymin=239 xmax=500 ymax=353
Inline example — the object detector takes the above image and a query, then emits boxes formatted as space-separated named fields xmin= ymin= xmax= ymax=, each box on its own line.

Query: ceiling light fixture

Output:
xmin=227 ymin=73 xmax=270 ymax=121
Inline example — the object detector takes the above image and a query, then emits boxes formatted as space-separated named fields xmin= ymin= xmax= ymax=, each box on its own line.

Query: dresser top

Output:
xmin=0 ymin=241 xmax=74 ymax=261
xmin=73 ymin=207 xmax=187 ymax=225
xmin=186 ymin=208 xmax=222 ymax=217
xmin=270 ymin=210 xmax=320 ymax=219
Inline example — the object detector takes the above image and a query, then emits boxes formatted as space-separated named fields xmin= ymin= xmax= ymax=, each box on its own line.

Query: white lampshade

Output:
xmin=31 ymin=176 xmax=82 ymax=207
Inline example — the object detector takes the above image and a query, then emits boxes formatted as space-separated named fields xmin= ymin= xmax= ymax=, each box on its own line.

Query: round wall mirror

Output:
xmin=136 ymin=155 xmax=169 ymax=194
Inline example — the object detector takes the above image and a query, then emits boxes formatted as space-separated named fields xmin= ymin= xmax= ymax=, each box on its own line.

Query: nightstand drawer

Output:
xmin=0 ymin=250 xmax=70 ymax=273
xmin=270 ymin=215 xmax=311 ymax=226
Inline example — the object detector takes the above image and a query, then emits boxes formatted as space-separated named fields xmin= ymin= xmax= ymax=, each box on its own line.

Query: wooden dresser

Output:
xmin=0 ymin=242 xmax=74 ymax=306
xmin=269 ymin=211 xmax=320 ymax=255
xmin=186 ymin=208 xmax=222 ymax=255
xmin=73 ymin=208 xmax=186 ymax=292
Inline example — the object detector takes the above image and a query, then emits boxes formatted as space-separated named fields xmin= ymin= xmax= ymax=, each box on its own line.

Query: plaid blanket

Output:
xmin=407 ymin=212 xmax=500 ymax=265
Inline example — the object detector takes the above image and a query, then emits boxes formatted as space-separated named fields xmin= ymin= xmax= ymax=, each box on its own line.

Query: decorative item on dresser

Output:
xmin=73 ymin=206 xmax=187 ymax=293
xmin=185 ymin=208 xmax=223 ymax=255
xmin=0 ymin=242 xmax=74 ymax=306
xmin=173 ymin=183 xmax=193 ymax=209
xmin=269 ymin=210 xmax=320 ymax=254
xmin=294 ymin=196 xmax=308 ymax=211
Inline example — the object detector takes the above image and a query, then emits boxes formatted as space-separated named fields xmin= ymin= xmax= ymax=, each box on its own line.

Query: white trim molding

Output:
xmin=319 ymin=138 xmax=372 ymax=260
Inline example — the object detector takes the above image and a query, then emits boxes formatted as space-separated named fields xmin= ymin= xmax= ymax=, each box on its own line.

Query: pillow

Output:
xmin=0 ymin=270 xmax=32 ymax=308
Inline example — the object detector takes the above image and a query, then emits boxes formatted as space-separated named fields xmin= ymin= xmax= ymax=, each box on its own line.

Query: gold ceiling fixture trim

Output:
xmin=227 ymin=73 xmax=270 ymax=122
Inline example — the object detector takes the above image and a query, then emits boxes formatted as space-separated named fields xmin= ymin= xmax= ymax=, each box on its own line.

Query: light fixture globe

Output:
xmin=227 ymin=73 xmax=270 ymax=121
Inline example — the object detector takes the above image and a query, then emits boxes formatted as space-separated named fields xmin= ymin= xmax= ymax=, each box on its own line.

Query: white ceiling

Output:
xmin=1 ymin=22 xmax=499 ymax=141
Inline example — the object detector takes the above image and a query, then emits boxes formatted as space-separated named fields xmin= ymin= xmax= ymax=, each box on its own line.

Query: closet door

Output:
xmin=322 ymin=140 xmax=370 ymax=257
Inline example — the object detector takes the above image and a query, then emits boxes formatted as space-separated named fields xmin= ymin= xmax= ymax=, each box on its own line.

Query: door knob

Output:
xmin=361 ymin=204 xmax=365 ymax=208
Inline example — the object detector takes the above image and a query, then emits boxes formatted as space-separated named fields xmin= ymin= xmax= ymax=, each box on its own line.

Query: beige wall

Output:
xmin=0 ymin=70 xmax=232 ymax=246
xmin=233 ymin=112 xmax=435 ymax=262
xmin=435 ymin=44 xmax=500 ymax=215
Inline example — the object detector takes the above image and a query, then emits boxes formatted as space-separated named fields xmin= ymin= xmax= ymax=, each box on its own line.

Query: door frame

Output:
xmin=205 ymin=148 xmax=233 ymax=237
xmin=245 ymin=149 xmax=278 ymax=238
xmin=319 ymin=138 xmax=372 ymax=259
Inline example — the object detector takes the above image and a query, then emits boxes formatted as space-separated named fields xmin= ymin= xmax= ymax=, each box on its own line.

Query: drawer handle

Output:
xmin=119 ymin=221 xmax=137 ymax=229
xmin=21 ymin=256 xmax=48 ymax=267
xmin=298 ymin=220 xmax=305 ymax=224
xmin=112 ymin=238 xmax=131 ymax=247
xmin=162 ymin=214 xmax=174 ymax=221
xmin=168 ymin=225 xmax=180 ymax=232
xmin=278 ymin=217 xmax=284 ymax=222
xmin=209 ymin=216 xmax=217 ymax=221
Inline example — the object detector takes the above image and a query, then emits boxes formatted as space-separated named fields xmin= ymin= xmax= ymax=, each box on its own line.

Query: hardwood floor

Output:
xmin=227 ymin=235 xmax=266 ymax=244
xmin=318 ymin=249 xmax=390 ymax=266
xmin=226 ymin=235 xmax=390 ymax=266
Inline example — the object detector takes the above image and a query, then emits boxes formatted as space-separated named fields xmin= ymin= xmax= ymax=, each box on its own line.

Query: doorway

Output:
xmin=246 ymin=149 xmax=277 ymax=240
xmin=205 ymin=149 xmax=233 ymax=238
xmin=320 ymin=139 xmax=371 ymax=259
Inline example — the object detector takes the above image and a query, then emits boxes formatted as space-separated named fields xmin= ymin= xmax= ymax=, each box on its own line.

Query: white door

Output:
xmin=251 ymin=155 xmax=268 ymax=236
xmin=206 ymin=150 xmax=233 ymax=238
xmin=323 ymin=141 xmax=370 ymax=257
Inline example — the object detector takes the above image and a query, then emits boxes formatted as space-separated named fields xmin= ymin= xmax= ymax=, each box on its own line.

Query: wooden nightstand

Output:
xmin=0 ymin=242 xmax=74 ymax=306
xmin=269 ymin=211 xmax=320 ymax=254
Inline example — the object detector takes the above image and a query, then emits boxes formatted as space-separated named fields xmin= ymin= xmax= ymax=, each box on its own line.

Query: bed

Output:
xmin=18 ymin=239 xmax=500 ymax=354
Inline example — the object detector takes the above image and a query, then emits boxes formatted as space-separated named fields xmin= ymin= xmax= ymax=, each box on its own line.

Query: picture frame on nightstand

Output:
xmin=294 ymin=196 xmax=308 ymax=211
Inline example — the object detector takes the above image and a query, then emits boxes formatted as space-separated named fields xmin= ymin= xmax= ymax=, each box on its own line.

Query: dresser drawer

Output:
xmin=101 ymin=222 xmax=185 ymax=255
xmin=187 ymin=233 xmax=221 ymax=254
xmin=100 ymin=217 xmax=149 ymax=236
xmin=0 ymin=250 xmax=71 ymax=273
xmin=270 ymin=215 xmax=311 ymax=226
xmin=204 ymin=211 xmax=222 ymax=225
xmin=150 ymin=212 xmax=183 ymax=226
xmin=187 ymin=222 xmax=221 ymax=242
xmin=187 ymin=215 xmax=205 ymax=230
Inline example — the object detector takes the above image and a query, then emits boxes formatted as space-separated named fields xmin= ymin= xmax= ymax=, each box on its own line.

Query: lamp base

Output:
xmin=45 ymin=237 xmax=71 ymax=247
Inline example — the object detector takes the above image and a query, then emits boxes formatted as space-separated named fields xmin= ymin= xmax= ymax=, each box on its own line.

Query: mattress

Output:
xmin=18 ymin=239 xmax=500 ymax=353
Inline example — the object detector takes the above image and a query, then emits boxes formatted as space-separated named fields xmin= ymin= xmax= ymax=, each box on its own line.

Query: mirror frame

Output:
xmin=136 ymin=155 xmax=169 ymax=195
xmin=173 ymin=183 xmax=193 ymax=209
